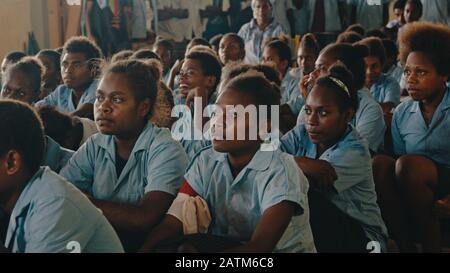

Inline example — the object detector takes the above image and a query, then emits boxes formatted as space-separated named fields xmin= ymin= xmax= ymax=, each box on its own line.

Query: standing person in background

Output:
xmin=229 ymin=0 xmax=253 ymax=33
xmin=347 ymin=0 xmax=389 ymax=31
xmin=308 ymin=0 xmax=348 ymax=33
xmin=202 ymin=0 xmax=231 ymax=41
xmin=270 ymin=0 xmax=295 ymax=36
xmin=238 ymin=0 xmax=286 ymax=64
xmin=292 ymin=0 xmax=310 ymax=36
xmin=420 ymin=0 xmax=450 ymax=25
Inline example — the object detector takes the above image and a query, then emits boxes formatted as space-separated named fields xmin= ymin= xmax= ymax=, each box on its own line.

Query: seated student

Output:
xmin=262 ymin=40 xmax=298 ymax=105
xmin=358 ymin=37 xmax=401 ymax=114
xmin=285 ymin=33 xmax=321 ymax=117
xmin=167 ymin=38 xmax=213 ymax=91
xmin=1 ymin=51 xmax=26 ymax=79
xmin=0 ymin=57 xmax=75 ymax=173
xmin=218 ymin=33 xmax=246 ymax=66
xmin=209 ymin=34 xmax=223 ymax=56
xmin=36 ymin=37 xmax=103 ymax=119
xmin=281 ymin=65 xmax=388 ymax=253
xmin=387 ymin=0 xmax=406 ymax=29
xmin=347 ymin=0 xmax=389 ymax=31
xmin=37 ymin=106 xmax=98 ymax=151
xmin=403 ymin=0 xmax=423 ymax=25
xmin=140 ymin=73 xmax=316 ymax=253
xmin=0 ymin=100 xmax=123 ymax=253
xmin=1 ymin=57 xmax=44 ymax=105
xmin=153 ymin=39 xmax=175 ymax=83
xmin=382 ymin=39 xmax=403 ymax=85
xmin=336 ymin=31 xmax=363 ymax=44
xmin=60 ymin=59 xmax=188 ymax=252
xmin=36 ymin=49 xmax=62 ymax=99
xmin=130 ymin=49 xmax=160 ymax=61
xmin=238 ymin=0 xmax=286 ymax=65
xmin=299 ymin=43 xmax=386 ymax=154
xmin=345 ymin=24 xmax=365 ymax=37
xmin=373 ymin=22 xmax=450 ymax=253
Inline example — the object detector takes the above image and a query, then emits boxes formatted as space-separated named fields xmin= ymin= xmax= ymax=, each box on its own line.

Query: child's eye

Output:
xmin=304 ymin=108 xmax=312 ymax=115
xmin=95 ymin=95 xmax=104 ymax=102
xmin=319 ymin=110 xmax=328 ymax=117
xmin=112 ymin=97 xmax=123 ymax=104
xmin=417 ymin=70 xmax=427 ymax=77
xmin=403 ymin=70 xmax=411 ymax=77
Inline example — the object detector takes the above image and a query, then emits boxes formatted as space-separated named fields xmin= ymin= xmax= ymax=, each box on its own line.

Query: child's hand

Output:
xmin=299 ymin=73 xmax=316 ymax=99
xmin=433 ymin=195 xmax=450 ymax=219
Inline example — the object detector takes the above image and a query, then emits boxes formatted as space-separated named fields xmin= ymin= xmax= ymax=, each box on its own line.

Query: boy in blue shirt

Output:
xmin=36 ymin=37 xmax=103 ymax=119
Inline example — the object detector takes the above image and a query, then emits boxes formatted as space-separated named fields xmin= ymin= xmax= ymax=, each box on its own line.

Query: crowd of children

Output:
xmin=0 ymin=0 xmax=449 ymax=253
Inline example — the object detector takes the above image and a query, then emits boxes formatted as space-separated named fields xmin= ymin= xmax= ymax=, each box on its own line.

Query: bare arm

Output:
xmin=91 ymin=191 xmax=175 ymax=233
xmin=139 ymin=215 xmax=183 ymax=252
xmin=223 ymin=201 xmax=297 ymax=253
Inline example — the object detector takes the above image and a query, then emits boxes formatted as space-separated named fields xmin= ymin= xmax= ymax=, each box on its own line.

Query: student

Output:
xmin=36 ymin=49 xmax=62 ymax=99
xmin=299 ymin=43 xmax=386 ymax=154
xmin=130 ymin=49 xmax=161 ymax=61
xmin=238 ymin=0 xmax=286 ymax=64
xmin=386 ymin=0 xmax=406 ymax=29
xmin=419 ymin=0 xmax=450 ymax=25
xmin=281 ymin=65 xmax=388 ymax=252
xmin=285 ymin=33 xmax=321 ymax=117
xmin=1 ymin=57 xmax=44 ymax=105
xmin=403 ymin=0 xmax=423 ymax=24
xmin=0 ymin=100 xmax=123 ymax=253
xmin=382 ymin=39 xmax=403 ymax=84
xmin=0 ymin=57 xmax=75 ymax=173
xmin=262 ymin=40 xmax=298 ymax=105
xmin=60 ymin=59 xmax=188 ymax=252
xmin=140 ymin=73 xmax=316 ymax=253
xmin=1 ymin=51 xmax=26 ymax=79
xmin=37 ymin=106 xmax=98 ymax=151
xmin=218 ymin=33 xmax=246 ymax=65
xmin=373 ymin=22 xmax=450 ymax=253
xmin=347 ymin=0 xmax=389 ymax=31
xmin=345 ymin=24 xmax=365 ymax=36
xmin=153 ymin=39 xmax=175 ymax=83
xmin=358 ymin=37 xmax=401 ymax=114
xmin=36 ymin=37 xmax=103 ymax=119
xmin=209 ymin=34 xmax=224 ymax=56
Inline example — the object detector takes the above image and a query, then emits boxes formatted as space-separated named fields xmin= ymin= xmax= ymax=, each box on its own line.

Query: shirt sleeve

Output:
xmin=383 ymin=78 xmax=401 ymax=105
xmin=59 ymin=139 xmax=96 ymax=193
xmin=280 ymin=125 xmax=306 ymax=157
xmin=355 ymin=98 xmax=386 ymax=153
xmin=391 ymin=108 xmax=406 ymax=156
xmin=24 ymin=197 xmax=96 ymax=253
xmin=144 ymin=140 xmax=189 ymax=196
xmin=35 ymin=87 xmax=60 ymax=108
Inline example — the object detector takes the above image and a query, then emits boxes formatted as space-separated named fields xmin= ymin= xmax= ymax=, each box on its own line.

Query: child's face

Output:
xmin=394 ymin=8 xmax=405 ymax=24
xmin=61 ymin=52 xmax=94 ymax=91
xmin=404 ymin=2 xmax=421 ymax=23
xmin=313 ymin=52 xmax=336 ymax=78
xmin=211 ymin=89 xmax=261 ymax=154
xmin=364 ymin=55 xmax=383 ymax=88
xmin=1 ymin=58 xmax=11 ymax=77
xmin=252 ymin=0 xmax=272 ymax=23
xmin=404 ymin=52 xmax=448 ymax=102
xmin=94 ymin=73 xmax=150 ymax=137
xmin=304 ymin=85 xmax=351 ymax=147
xmin=262 ymin=47 xmax=288 ymax=78
xmin=154 ymin=45 xmax=171 ymax=72
xmin=179 ymin=59 xmax=214 ymax=93
xmin=297 ymin=47 xmax=317 ymax=76
xmin=37 ymin=54 xmax=61 ymax=88
xmin=1 ymin=71 xmax=39 ymax=104
xmin=219 ymin=36 xmax=244 ymax=65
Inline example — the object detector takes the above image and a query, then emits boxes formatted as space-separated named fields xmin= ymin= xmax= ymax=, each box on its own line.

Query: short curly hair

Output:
xmin=398 ymin=22 xmax=450 ymax=76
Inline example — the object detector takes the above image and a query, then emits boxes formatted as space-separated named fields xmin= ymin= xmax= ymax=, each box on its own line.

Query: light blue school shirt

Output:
xmin=293 ymin=5 xmax=310 ymax=35
xmin=392 ymin=89 xmax=450 ymax=168
xmin=420 ymin=0 xmax=450 ymax=25
xmin=347 ymin=0 xmax=389 ymax=30
xmin=5 ymin=167 xmax=124 ymax=253
xmin=354 ymin=89 xmax=386 ymax=153
xmin=35 ymin=80 xmax=98 ymax=113
xmin=370 ymin=73 xmax=401 ymax=105
xmin=60 ymin=122 xmax=189 ymax=205
xmin=295 ymin=89 xmax=386 ymax=153
xmin=238 ymin=18 xmax=286 ymax=64
xmin=283 ymin=68 xmax=305 ymax=116
xmin=280 ymin=125 xmax=388 ymax=251
xmin=386 ymin=62 xmax=403 ymax=85
xmin=184 ymin=146 xmax=316 ymax=253
xmin=43 ymin=136 xmax=74 ymax=173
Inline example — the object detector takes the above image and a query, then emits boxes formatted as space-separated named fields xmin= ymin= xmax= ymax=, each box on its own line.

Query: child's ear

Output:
xmin=205 ymin=75 xmax=217 ymax=91
xmin=139 ymin=99 xmax=152 ymax=118
xmin=4 ymin=150 xmax=21 ymax=176
xmin=344 ymin=108 xmax=355 ymax=123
